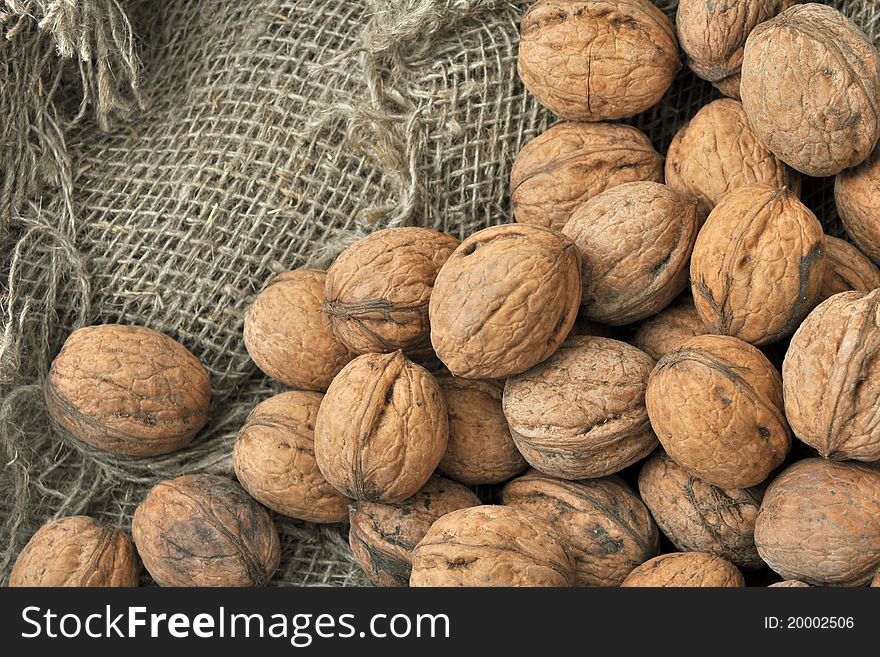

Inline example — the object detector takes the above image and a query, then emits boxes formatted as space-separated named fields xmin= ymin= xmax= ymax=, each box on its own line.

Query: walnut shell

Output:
xmin=665 ymin=99 xmax=798 ymax=214
xmin=410 ymin=505 xmax=575 ymax=587
xmin=504 ymin=336 xmax=657 ymax=479
xmin=518 ymin=0 xmax=680 ymax=121
xmin=132 ymin=474 xmax=280 ymax=587
xmin=436 ymin=377 xmax=527 ymax=485
xmin=244 ymin=269 xmax=353 ymax=390
xmin=429 ymin=223 xmax=581 ymax=378
xmin=502 ymin=470 xmax=659 ymax=586
xmin=646 ymin=334 xmax=790 ymax=488
xmin=754 ymin=458 xmax=880 ymax=586
xmin=820 ymin=235 xmax=880 ymax=301
xmin=836 ymin=148 xmax=880 ymax=264
xmin=676 ymin=0 xmax=796 ymax=98
xmin=44 ymin=324 xmax=211 ymax=457
xmin=621 ymin=552 xmax=745 ymax=587
xmin=691 ymin=185 xmax=825 ymax=346
xmin=349 ymin=476 xmax=482 ymax=587
xmin=324 ymin=227 xmax=459 ymax=356
xmin=782 ymin=290 xmax=880 ymax=462
xmin=768 ymin=580 xmax=810 ymax=587
xmin=233 ymin=391 xmax=348 ymax=523
xmin=638 ymin=450 xmax=764 ymax=569
xmin=563 ymin=181 xmax=701 ymax=325
xmin=9 ymin=516 xmax=138 ymax=587
xmin=740 ymin=3 xmax=880 ymax=176
xmin=872 ymin=571 xmax=880 ymax=587
xmin=511 ymin=122 xmax=663 ymax=232
xmin=630 ymin=295 xmax=708 ymax=361
xmin=314 ymin=351 xmax=448 ymax=502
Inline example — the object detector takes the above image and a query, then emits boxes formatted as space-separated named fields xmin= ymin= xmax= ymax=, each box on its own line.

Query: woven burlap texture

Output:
xmin=1 ymin=0 xmax=878 ymax=586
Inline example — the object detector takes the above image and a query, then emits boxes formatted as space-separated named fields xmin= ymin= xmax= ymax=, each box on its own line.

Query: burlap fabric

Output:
xmin=1 ymin=0 xmax=878 ymax=586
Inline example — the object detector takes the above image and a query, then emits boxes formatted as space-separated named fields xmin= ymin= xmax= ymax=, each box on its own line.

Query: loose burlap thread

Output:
xmin=1 ymin=0 xmax=878 ymax=586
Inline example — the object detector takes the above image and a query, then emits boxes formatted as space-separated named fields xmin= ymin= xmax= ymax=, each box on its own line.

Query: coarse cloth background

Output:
xmin=1 ymin=0 xmax=877 ymax=586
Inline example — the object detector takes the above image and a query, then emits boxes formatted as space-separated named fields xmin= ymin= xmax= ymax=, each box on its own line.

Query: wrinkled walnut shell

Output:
xmin=233 ymin=391 xmax=348 ymax=523
xmin=646 ymin=334 xmax=790 ymax=488
xmin=325 ymin=227 xmax=459 ymax=356
xmin=819 ymin=235 xmax=880 ymax=301
xmin=691 ymin=185 xmax=825 ymax=346
xmin=10 ymin=516 xmax=138 ymax=587
xmin=638 ymin=451 xmax=764 ymax=569
xmin=873 ymin=571 xmax=880 ymax=587
xmin=502 ymin=470 xmax=659 ymax=586
xmin=518 ymin=0 xmax=680 ymax=121
xmin=630 ymin=295 xmax=708 ymax=361
xmin=44 ymin=324 xmax=211 ymax=457
xmin=755 ymin=459 xmax=880 ymax=586
xmin=836 ymin=147 xmax=880 ymax=264
xmin=429 ymin=223 xmax=581 ymax=379
xmin=244 ymin=269 xmax=353 ymax=390
xmin=563 ymin=181 xmax=701 ymax=325
xmin=410 ymin=505 xmax=575 ymax=587
xmin=349 ymin=476 xmax=482 ymax=587
xmin=621 ymin=552 xmax=745 ymax=587
xmin=768 ymin=580 xmax=810 ymax=588
xmin=504 ymin=336 xmax=657 ymax=480
xmin=314 ymin=351 xmax=448 ymax=502
xmin=511 ymin=122 xmax=663 ymax=231
xmin=741 ymin=3 xmax=880 ymax=176
xmin=132 ymin=474 xmax=280 ymax=587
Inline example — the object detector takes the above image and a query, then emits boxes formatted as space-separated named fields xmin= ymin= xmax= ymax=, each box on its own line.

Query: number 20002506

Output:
xmin=764 ymin=617 xmax=854 ymax=629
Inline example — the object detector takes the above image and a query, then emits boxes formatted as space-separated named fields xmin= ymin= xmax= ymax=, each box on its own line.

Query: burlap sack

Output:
xmin=1 ymin=0 xmax=877 ymax=586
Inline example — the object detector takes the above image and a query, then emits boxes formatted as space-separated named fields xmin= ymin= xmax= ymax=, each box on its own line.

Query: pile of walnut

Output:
xmin=13 ymin=0 xmax=880 ymax=588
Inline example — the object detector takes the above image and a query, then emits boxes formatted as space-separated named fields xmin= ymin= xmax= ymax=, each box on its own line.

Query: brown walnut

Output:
xmin=244 ymin=269 xmax=353 ymax=390
xmin=563 ymin=181 xmax=701 ymax=325
xmin=44 ymin=324 xmax=211 ymax=457
xmin=511 ymin=122 xmax=663 ymax=231
xmin=819 ymin=235 xmax=880 ymax=301
xmin=502 ymin=470 xmax=659 ymax=586
xmin=691 ymin=185 xmax=825 ymax=346
xmin=836 ymin=147 xmax=880 ymax=264
xmin=504 ymin=336 xmax=657 ymax=480
xmin=630 ymin=295 xmax=708 ymax=361
xmin=233 ymin=391 xmax=348 ymax=523
xmin=768 ymin=580 xmax=810 ymax=587
xmin=349 ymin=476 xmax=481 ymax=587
xmin=429 ymin=223 xmax=581 ymax=379
xmin=646 ymin=334 xmax=790 ymax=489
xmin=314 ymin=351 xmax=448 ymax=502
xmin=518 ymin=0 xmax=680 ymax=121
xmin=755 ymin=459 xmax=880 ymax=586
xmin=132 ymin=474 xmax=280 ymax=587
xmin=9 ymin=516 xmax=138 ymax=587
xmin=324 ymin=227 xmax=459 ymax=356
xmin=410 ymin=505 xmax=575 ymax=587
xmin=873 ymin=571 xmax=880 ymax=587
xmin=621 ymin=552 xmax=745 ymax=587
xmin=740 ymin=3 xmax=880 ymax=176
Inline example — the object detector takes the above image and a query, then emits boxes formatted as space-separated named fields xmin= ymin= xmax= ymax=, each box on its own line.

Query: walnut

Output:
xmin=504 ymin=335 xmax=657 ymax=479
xmin=782 ymin=290 xmax=880 ymax=462
xmin=665 ymin=99 xmax=799 ymax=214
xmin=691 ymin=185 xmax=825 ymax=346
xmin=646 ymin=334 xmax=790 ymax=489
xmin=755 ymin=459 xmax=880 ymax=586
xmin=324 ymin=227 xmax=459 ymax=356
xmin=233 ymin=391 xmax=348 ymax=523
xmin=836 ymin=147 xmax=880 ymax=264
xmin=244 ymin=269 xmax=353 ymax=391
xmin=518 ymin=0 xmax=680 ymax=121
xmin=429 ymin=223 xmax=581 ymax=378
xmin=638 ymin=451 xmax=764 ymax=570
xmin=768 ymin=580 xmax=810 ymax=588
xmin=563 ymin=181 xmax=701 ymax=325
xmin=621 ymin=552 xmax=745 ymax=587
xmin=819 ymin=236 xmax=880 ymax=301
xmin=44 ymin=324 xmax=211 ymax=457
xmin=314 ymin=351 xmax=447 ymax=502
xmin=132 ymin=474 xmax=280 ymax=587
xmin=511 ymin=122 xmax=663 ymax=232
xmin=676 ymin=0 xmax=796 ymax=98
xmin=9 ymin=516 xmax=138 ymax=587
xmin=349 ymin=476 xmax=481 ymax=587
xmin=502 ymin=470 xmax=659 ymax=586
xmin=630 ymin=295 xmax=708 ymax=361
xmin=740 ymin=3 xmax=880 ymax=176
xmin=410 ymin=505 xmax=575 ymax=586
xmin=436 ymin=377 xmax=527 ymax=485
xmin=873 ymin=571 xmax=880 ymax=587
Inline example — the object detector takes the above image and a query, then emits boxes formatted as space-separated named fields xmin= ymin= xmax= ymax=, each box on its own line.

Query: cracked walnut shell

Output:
xmin=819 ymin=235 xmax=880 ymax=301
xmin=621 ymin=552 xmax=745 ymax=587
xmin=44 ymin=324 xmax=211 ymax=457
xmin=10 ymin=516 xmax=138 ymax=587
xmin=836 ymin=147 xmax=880 ymax=264
xmin=518 ymin=0 xmax=680 ymax=121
